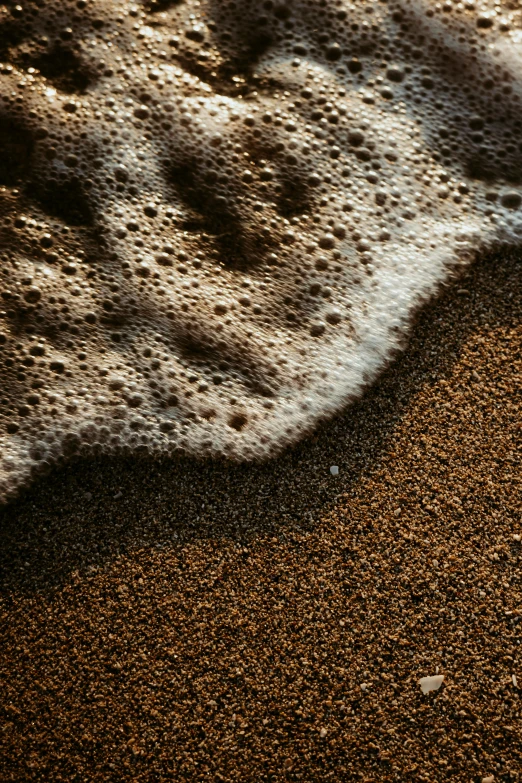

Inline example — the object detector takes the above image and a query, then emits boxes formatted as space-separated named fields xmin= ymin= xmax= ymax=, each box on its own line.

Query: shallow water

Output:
xmin=1 ymin=0 xmax=521 ymax=501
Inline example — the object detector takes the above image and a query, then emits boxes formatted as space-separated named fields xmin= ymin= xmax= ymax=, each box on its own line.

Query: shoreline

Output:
xmin=1 ymin=250 xmax=521 ymax=782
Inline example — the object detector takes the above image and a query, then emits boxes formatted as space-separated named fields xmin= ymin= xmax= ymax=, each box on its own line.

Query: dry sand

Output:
xmin=1 ymin=251 xmax=521 ymax=782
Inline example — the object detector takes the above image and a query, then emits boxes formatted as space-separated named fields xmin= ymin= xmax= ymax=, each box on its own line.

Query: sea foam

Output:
xmin=0 ymin=0 xmax=521 ymax=502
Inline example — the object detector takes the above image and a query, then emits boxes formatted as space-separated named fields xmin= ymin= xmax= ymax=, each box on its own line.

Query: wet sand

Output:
xmin=1 ymin=251 xmax=521 ymax=782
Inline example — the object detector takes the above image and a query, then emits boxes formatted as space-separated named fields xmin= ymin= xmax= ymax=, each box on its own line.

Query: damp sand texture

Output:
xmin=1 ymin=252 xmax=520 ymax=781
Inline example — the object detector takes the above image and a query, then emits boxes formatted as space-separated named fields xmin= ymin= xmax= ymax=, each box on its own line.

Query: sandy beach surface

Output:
xmin=1 ymin=251 xmax=521 ymax=782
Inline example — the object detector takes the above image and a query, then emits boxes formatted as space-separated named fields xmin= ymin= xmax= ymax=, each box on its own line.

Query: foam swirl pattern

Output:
xmin=0 ymin=0 xmax=521 ymax=502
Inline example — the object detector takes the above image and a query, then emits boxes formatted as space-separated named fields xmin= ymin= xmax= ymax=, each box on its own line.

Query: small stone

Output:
xmin=482 ymin=776 xmax=495 ymax=783
xmin=319 ymin=727 xmax=327 ymax=738
xmin=512 ymin=674 xmax=518 ymax=688
xmin=330 ymin=465 xmax=339 ymax=476
xmin=419 ymin=674 xmax=445 ymax=694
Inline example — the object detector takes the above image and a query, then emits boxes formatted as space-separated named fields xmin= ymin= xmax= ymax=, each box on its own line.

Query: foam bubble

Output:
xmin=0 ymin=0 xmax=521 ymax=502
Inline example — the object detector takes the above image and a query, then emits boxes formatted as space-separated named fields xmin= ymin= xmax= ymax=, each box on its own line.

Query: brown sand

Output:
xmin=1 ymin=252 xmax=521 ymax=782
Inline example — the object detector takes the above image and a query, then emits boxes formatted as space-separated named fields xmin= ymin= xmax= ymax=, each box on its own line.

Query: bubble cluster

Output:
xmin=1 ymin=0 xmax=522 ymax=502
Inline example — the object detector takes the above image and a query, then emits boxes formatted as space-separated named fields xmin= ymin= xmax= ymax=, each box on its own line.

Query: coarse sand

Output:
xmin=1 ymin=251 xmax=521 ymax=782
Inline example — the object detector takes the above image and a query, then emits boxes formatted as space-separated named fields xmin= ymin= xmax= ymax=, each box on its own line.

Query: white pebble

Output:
xmin=319 ymin=727 xmax=327 ymax=738
xmin=330 ymin=465 xmax=339 ymax=476
xmin=512 ymin=674 xmax=518 ymax=688
xmin=482 ymin=776 xmax=495 ymax=783
xmin=419 ymin=674 xmax=445 ymax=694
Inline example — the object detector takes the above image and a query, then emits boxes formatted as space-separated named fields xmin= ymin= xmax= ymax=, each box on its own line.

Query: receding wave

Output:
xmin=0 ymin=0 xmax=521 ymax=502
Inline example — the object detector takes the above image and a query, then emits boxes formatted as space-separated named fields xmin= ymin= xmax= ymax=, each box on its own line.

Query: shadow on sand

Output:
xmin=0 ymin=250 xmax=520 ymax=595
